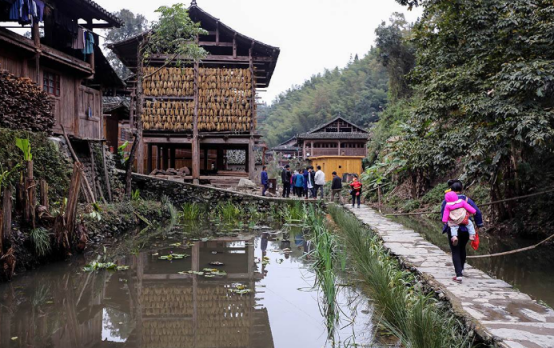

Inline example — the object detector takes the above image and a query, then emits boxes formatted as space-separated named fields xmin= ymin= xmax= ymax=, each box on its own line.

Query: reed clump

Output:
xmin=179 ymin=202 xmax=203 ymax=221
xmin=327 ymin=205 xmax=473 ymax=348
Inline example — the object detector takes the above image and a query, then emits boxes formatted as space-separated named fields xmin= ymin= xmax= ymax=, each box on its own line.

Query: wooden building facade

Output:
xmin=109 ymin=3 xmax=280 ymax=181
xmin=0 ymin=0 xmax=124 ymax=140
xmin=272 ymin=116 xmax=369 ymax=179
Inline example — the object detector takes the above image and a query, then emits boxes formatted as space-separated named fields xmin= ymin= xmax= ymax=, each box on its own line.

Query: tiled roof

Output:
xmin=103 ymin=96 xmax=130 ymax=113
xmin=81 ymin=0 xmax=123 ymax=27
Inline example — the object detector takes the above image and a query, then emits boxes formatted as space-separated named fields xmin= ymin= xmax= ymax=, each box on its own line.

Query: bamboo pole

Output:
xmin=87 ymin=142 xmax=99 ymax=200
xmin=192 ymin=61 xmax=200 ymax=183
xmin=61 ymin=125 xmax=95 ymax=204
xmin=101 ymin=144 xmax=112 ymax=202
xmin=24 ymin=160 xmax=35 ymax=228
xmin=39 ymin=179 xmax=48 ymax=211
xmin=66 ymin=162 xmax=83 ymax=242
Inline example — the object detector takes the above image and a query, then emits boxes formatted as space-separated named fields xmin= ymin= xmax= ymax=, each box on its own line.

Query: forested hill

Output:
xmin=259 ymin=49 xmax=388 ymax=147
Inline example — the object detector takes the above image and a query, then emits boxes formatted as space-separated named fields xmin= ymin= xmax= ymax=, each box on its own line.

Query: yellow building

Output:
xmin=310 ymin=155 xmax=364 ymax=181
xmin=272 ymin=116 xmax=369 ymax=181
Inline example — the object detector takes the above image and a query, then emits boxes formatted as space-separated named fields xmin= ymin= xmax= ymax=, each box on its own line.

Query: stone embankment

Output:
xmin=346 ymin=205 xmax=554 ymax=348
xmin=128 ymin=172 xmax=311 ymax=212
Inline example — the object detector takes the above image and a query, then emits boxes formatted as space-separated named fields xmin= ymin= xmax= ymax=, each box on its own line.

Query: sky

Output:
xmin=94 ymin=0 xmax=422 ymax=103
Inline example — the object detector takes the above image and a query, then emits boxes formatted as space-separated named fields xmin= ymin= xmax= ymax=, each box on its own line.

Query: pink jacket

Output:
xmin=442 ymin=199 xmax=476 ymax=223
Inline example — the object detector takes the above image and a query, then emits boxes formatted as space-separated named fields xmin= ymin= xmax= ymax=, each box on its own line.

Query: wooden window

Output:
xmin=43 ymin=72 xmax=61 ymax=97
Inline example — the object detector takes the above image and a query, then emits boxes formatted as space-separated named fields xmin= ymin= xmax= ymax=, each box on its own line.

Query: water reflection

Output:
xmin=0 ymin=229 xmax=375 ymax=348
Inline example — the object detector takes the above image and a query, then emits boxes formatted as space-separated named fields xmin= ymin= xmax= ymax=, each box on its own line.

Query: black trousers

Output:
xmin=447 ymin=229 xmax=469 ymax=277
xmin=282 ymin=183 xmax=291 ymax=197
xmin=351 ymin=194 xmax=360 ymax=206
xmin=262 ymin=184 xmax=268 ymax=196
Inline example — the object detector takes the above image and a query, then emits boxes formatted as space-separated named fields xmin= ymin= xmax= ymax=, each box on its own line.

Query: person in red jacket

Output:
xmin=349 ymin=176 xmax=362 ymax=208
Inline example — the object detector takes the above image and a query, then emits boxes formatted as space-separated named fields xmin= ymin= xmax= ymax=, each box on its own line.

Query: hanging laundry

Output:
xmin=72 ymin=27 xmax=85 ymax=49
xmin=34 ymin=0 xmax=44 ymax=22
xmin=9 ymin=0 xmax=40 ymax=25
xmin=83 ymin=31 xmax=94 ymax=57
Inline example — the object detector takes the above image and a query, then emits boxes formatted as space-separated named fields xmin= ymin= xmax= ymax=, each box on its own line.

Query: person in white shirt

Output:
xmin=314 ymin=165 xmax=325 ymax=199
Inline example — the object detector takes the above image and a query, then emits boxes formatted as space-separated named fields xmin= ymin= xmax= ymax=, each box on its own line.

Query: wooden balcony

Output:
xmin=308 ymin=147 xmax=366 ymax=157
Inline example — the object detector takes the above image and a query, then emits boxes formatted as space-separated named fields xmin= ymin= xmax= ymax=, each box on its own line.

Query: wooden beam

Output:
xmin=233 ymin=33 xmax=237 ymax=58
xmin=142 ymin=137 xmax=251 ymax=145
xmin=192 ymin=62 xmax=200 ymax=182
xmin=198 ymin=41 xmax=233 ymax=47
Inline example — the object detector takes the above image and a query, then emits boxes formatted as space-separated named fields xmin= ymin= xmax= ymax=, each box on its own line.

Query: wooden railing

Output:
xmin=310 ymin=148 xmax=366 ymax=157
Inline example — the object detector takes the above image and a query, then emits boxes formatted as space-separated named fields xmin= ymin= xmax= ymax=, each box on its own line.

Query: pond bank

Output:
xmin=344 ymin=204 xmax=554 ymax=348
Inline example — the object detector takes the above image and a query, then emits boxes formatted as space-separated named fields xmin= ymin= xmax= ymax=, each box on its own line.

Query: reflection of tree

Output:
xmin=103 ymin=308 xmax=133 ymax=341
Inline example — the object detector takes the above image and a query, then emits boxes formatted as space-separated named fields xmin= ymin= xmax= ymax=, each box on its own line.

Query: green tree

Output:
xmin=375 ymin=12 xmax=415 ymax=101
xmin=260 ymin=49 xmax=388 ymax=147
xmin=395 ymin=0 xmax=554 ymax=214
xmin=104 ymin=9 xmax=149 ymax=79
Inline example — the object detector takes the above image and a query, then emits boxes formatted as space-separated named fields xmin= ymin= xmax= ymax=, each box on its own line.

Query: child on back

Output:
xmin=442 ymin=191 xmax=477 ymax=246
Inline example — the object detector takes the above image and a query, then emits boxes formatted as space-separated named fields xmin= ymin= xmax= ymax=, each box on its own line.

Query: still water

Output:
xmin=0 ymin=226 xmax=378 ymax=348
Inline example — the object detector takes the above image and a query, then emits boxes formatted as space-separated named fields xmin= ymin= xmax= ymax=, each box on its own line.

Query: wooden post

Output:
xmin=2 ymin=186 xmax=12 ymax=248
xmin=137 ymin=137 xmax=145 ymax=174
xmin=87 ymin=142 xmax=99 ymax=200
xmin=377 ymin=185 xmax=382 ymax=213
xmin=24 ymin=161 xmax=36 ymax=228
xmin=192 ymin=62 xmax=200 ymax=183
xmin=311 ymin=141 xmax=314 ymax=158
xmin=156 ymin=145 xmax=162 ymax=170
xmin=39 ymin=179 xmax=49 ymax=211
xmin=337 ymin=141 xmax=341 ymax=155
xmin=101 ymin=144 xmax=112 ymax=202
xmin=147 ymin=144 xmax=153 ymax=174
xmin=32 ymin=21 xmax=40 ymax=83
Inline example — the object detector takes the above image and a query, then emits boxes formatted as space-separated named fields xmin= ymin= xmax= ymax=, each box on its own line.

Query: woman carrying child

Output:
xmin=440 ymin=180 xmax=484 ymax=284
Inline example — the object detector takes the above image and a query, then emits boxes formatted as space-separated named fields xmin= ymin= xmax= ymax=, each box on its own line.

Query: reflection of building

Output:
xmin=0 ymin=237 xmax=273 ymax=348
xmin=271 ymin=116 xmax=369 ymax=179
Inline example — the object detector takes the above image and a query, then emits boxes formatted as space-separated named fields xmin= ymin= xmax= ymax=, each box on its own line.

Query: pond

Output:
xmin=393 ymin=215 xmax=554 ymax=308
xmin=0 ymin=224 xmax=384 ymax=348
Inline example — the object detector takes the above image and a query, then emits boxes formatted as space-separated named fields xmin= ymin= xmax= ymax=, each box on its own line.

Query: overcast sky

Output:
xmin=94 ymin=0 xmax=422 ymax=103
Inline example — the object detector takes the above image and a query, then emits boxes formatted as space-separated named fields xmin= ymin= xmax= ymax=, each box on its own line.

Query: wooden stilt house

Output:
xmin=108 ymin=2 xmax=280 ymax=181
xmin=0 ymin=0 xmax=124 ymax=140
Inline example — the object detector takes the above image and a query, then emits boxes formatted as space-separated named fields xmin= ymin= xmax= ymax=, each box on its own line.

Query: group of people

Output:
xmin=259 ymin=165 xmax=363 ymax=207
xmin=277 ymin=165 xmax=326 ymax=199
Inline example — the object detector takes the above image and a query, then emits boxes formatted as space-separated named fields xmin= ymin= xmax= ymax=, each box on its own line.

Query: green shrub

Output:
xmin=421 ymin=183 xmax=449 ymax=205
xmin=30 ymin=227 xmax=51 ymax=257
xmin=402 ymin=199 xmax=420 ymax=212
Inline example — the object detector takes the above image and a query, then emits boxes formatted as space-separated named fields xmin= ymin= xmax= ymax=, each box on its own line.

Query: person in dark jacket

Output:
xmin=294 ymin=170 xmax=304 ymax=197
xmin=440 ymin=179 xmax=484 ymax=283
xmin=261 ymin=166 xmax=268 ymax=196
xmin=330 ymin=172 xmax=344 ymax=204
xmin=281 ymin=165 xmax=291 ymax=198
xmin=302 ymin=169 xmax=310 ymax=199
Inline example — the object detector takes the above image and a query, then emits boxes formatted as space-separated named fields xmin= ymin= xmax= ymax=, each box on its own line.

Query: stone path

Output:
xmin=346 ymin=205 xmax=554 ymax=348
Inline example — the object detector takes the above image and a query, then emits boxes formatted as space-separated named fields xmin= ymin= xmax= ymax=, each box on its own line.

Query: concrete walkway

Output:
xmin=345 ymin=205 xmax=554 ymax=348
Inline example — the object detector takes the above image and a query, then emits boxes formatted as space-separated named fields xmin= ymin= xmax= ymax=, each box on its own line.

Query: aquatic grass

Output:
xmin=217 ymin=201 xmax=242 ymax=222
xmin=327 ymin=205 xmax=473 ymax=348
xmin=161 ymin=195 xmax=178 ymax=227
xmin=305 ymin=205 xmax=345 ymax=342
xmin=179 ymin=202 xmax=202 ymax=221
xmin=29 ymin=227 xmax=51 ymax=257
xmin=284 ymin=200 xmax=306 ymax=223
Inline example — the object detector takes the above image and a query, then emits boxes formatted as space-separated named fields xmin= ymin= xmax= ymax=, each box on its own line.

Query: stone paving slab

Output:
xmin=345 ymin=205 xmax=554 ymax=348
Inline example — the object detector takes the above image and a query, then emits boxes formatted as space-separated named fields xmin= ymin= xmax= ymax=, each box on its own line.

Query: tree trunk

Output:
xmin=66 ymin=162 xmax=83 ymax=244
xmin=24 ymin=160 xmax=36 ymax=228
xmin=2 ymin=186 xmax=13 ymax=252
xmin=39 ymin=179 xmax=49 ymax=211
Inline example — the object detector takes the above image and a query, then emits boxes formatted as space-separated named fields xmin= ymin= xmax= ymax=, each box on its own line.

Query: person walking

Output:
xmin=440 ymin=179 xmax=484 ymax=284
xmin=294 ymin=170 xmax=305 ymax=198
xmin=291 ymin=170 xmax=298 ymax=196
xmin=349 ymin=176 xmax=362 ymax=208
xmin=309 ymin=166 xmax=316 ymax=198
xmin=302 ymin=168 xmax=310 ymax=199
xmin=330 ymin=172 xmax=344 ymax=204
xmin=314 ymin=165 xmax=325 ymax=199
xmin=281 ymin=165 xmax=291 ymax=198
xmin=261 ymin=165 xmax=268 ymax=196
